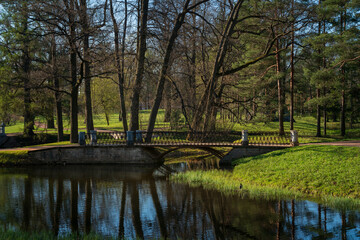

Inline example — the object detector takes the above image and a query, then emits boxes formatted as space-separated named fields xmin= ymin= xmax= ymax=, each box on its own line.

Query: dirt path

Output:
xmin=301 ymin=141 xmax=360 ymax=147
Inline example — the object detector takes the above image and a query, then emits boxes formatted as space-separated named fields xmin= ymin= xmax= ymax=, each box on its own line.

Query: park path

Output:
xmin=0 ymin=144 xmax=75 ymax=152
xmin=301 ymin=141 xmax=360 ymax=147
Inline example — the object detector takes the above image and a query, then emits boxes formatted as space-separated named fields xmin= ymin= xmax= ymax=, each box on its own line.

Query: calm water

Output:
xmin=0 ymin=164 xmax=359 ymax=239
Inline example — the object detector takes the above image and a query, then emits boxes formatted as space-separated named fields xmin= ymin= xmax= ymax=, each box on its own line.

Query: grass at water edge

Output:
xmin=171 ymin=145 xmax=360 ymax=211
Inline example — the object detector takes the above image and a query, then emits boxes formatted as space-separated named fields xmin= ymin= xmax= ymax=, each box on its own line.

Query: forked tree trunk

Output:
xmin=192 ymin=0 xmax=244 ymax=132
xmin=146 ymin=0 xmax=197 ymax=140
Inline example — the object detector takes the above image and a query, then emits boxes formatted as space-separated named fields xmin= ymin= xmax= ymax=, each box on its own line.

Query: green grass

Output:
xmin=0 ymin=150 xmax=29 ymax=165
xmin=4 ymin=112 xmax=360 ymax=145
xmin=172 ymin=145 xmax=360 ymax=210
xmin=4 ymin=110 xmax=172 ymax=134
xmin=31 ymin=141 xmax=72 ymax=147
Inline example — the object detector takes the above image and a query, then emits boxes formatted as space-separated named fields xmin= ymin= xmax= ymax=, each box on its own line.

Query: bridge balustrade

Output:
xmin=82 ymin=130 xmax=294 ymax=147
xmin=247 ymin=131 xmax=292 ymax=146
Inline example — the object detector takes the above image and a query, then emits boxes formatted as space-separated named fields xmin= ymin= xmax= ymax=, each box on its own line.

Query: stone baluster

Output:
xmin=0 ymin=123 xmax=5 ymax=137
xmin=290 ymin=130 xmax=299 ymax=146
xmin=241 ymin=130 xmax=249 ymax=146
xmin=136 ymin=130 xmax=143 ymax=143
xmin=78 ymin=132 xmax=86 ymax=146
xmin=127 ymin=131 xmax=134 ymax=146
xmin=90 ymin=130 xmax=97 ymax=145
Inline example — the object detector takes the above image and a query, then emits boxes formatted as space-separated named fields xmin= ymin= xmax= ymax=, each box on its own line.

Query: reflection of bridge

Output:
xmin=79 ymin=130 xmax=299 ymax=164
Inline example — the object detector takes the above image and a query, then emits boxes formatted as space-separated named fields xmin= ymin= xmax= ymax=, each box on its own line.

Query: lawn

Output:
xmin=0 ymin=150 xmax=29 ymax=165
xmin=4 ymin=110 xmax=172 ymax=134
xmin=3 ymin=112 xmax=360 ymax=145
xmin=172 ymin=145 xmax=360 ymax=210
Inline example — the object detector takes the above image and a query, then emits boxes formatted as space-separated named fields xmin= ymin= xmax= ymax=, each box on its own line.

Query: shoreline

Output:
xmin=171 ymin=145 xmax=360 ymax=210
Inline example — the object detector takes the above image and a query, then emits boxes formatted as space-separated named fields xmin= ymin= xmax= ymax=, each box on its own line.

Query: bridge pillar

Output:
xmin=90 ymin=130 xmax=97 ymax=145
xmin=79 ymin=132 xmax=86 ymax=146
xmin=136 ymin=130 xmax=143 ymax=143
xmin=0 ymin=123 xmax=5 ymax=137
xmin=127 ymin=131 xmax=134 ymax=146
xmin=241 ymin=130 xmax=249 ymax=146
xmin=291 ymin=130 xmax=299 ymax=146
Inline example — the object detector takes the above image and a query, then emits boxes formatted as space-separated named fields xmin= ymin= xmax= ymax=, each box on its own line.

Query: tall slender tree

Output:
xmin=130 ymin=0 xmax=149 ymax=131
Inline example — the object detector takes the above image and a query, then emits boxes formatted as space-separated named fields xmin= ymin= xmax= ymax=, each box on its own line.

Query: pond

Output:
xmin=0 ymin=163 xmax=359 ymax=239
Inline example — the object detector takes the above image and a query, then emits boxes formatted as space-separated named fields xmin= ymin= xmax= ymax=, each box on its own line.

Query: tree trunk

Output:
xmin=316 ymin=88 xmax=321 ymax=137
xmin=340 ymin=10 xmax=346 ymax=137
xmin=21 ymin=7 xmax=34 ymax=137
xmin=110 ymin=0 xmax=128 ymax=133
xmin=316 ymin=3 xmax=322 ymax=137
xmin=130 ymin=0 xmax=149 ymax=131
xmin=323 ymin=93 xmax=327 ymax=136
xmin=51 ymin=34 xmax=64 ymax=141
xmin=146 ymin=0 xmax=194 ymax=140
xmin=290 ymin=0 xmax=295 ymax=130
xmin=164 ymin=81 xmax=171 ymax=122
xmin=69 ymin=0 xmax=79 ymax=143
xmin=209 ymin=84 xmax=225 ymax=131
xmin=189 ymin=13 xmax=197 ymax=118
xmin=340 ymin=73 xmax=346 ymax=136
xmin=276 ymin=38 xmax=284 ymax=136
xmin=79 ymin=0 xmax=94 ymax=133
xmin=322 ymin=21 xmax=327 ymax=136
xmin=350 ymin=84 xmax=353 ymax=129
xmin=194 ymin=0 xmax=244 ymax=132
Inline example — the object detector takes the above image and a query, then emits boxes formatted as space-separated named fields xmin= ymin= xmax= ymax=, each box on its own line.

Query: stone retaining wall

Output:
xmin=28 ymin=146 xmax=164 ymax=165
xmin=220 ymin=146 xmax=287 ymax=165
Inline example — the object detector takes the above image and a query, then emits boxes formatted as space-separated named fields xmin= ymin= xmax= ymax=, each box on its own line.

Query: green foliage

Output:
xmin=91 ymin=78 xmax=120 ymax=125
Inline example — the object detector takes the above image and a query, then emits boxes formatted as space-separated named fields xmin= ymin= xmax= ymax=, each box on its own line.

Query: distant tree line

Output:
xmin=0 ymin=0 xmax=359 ymax=142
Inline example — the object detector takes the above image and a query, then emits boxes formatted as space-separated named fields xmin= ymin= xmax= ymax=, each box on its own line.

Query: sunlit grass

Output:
xmin=5 ymin=110 xmax=171 ymax=134
xmin=4 ymin=112 xmax=360 ymax=145
xmin=172 ymin=145 xmax=360 ymax=210
xmin=31 ymin=141 xmax=73 ymax=147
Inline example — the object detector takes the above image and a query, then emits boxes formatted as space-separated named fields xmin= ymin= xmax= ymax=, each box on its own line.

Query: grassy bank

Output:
xmin=172 ymin=145 xmax=360 ymax=210
xmin=0 ymin=150 xmax=30 ymax=165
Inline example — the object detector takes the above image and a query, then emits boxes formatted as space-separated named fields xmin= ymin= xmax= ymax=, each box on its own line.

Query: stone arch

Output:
xmin=158 ymin=146 xmax=225 ymax=159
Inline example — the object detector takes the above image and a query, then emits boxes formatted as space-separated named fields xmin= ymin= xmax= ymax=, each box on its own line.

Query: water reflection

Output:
xmin=0 ymin=166 xmax=359 ymax=239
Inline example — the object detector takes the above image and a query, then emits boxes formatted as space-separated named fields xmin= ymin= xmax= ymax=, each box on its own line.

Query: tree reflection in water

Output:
xmin=0 ymin=166 xmax=359 ymax=239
